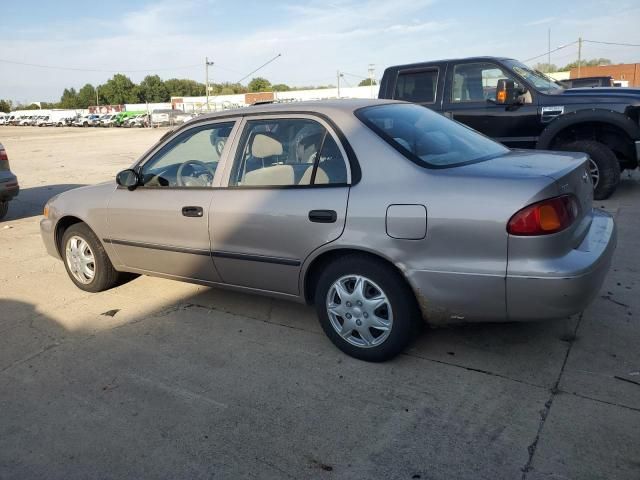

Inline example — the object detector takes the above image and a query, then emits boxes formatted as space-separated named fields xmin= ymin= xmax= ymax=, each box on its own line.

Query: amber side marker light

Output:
xmin=507 ymin=195 xmax=579 ymax=236
xmin=43 ymin=205 xmax=49 ymax=218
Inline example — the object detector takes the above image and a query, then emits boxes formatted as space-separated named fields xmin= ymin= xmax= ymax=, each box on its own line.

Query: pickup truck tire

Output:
xmin=559 ymin=140 xmax=620 ymax=200
xmin=0 ymin=201 xmax=8 ymax=220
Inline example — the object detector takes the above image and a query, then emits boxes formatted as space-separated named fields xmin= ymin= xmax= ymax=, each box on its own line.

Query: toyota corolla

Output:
xmin=40 ymin=100 xmax=616 ymax=361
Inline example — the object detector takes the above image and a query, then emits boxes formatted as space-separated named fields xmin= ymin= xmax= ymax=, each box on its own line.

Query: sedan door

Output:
xmin=106 ymin=120 xmax=240 ymax=282
xmin=210 ymin=115 xmax=352 ymax=295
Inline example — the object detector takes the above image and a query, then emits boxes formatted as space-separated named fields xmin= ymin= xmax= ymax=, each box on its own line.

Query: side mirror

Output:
xmin=116 ymin=169 xmax=140 ymax=190
xmin=495 ymin=78 xmax=517 ymax=105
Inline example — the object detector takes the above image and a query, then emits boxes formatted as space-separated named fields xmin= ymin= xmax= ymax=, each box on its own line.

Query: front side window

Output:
xmin=140 ymin=122 xmax=234 ymax=187
xmin=451 ymin=63 xmax=525 ymax=103
xmin=393 ymin=69 xmax=438 ymax=103
xmin=230 ymin=118 xmax=348 ymax=187
xmin=356 ymin=103 xmax=508 ymax=168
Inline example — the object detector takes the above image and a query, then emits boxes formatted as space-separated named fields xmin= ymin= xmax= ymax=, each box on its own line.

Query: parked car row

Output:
xmin=0 ymin=110 xmax=195 ymax=128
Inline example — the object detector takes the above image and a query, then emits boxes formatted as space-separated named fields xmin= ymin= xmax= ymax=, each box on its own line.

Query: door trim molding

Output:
xmin=105 ymin=238 xmax=301 ymax=266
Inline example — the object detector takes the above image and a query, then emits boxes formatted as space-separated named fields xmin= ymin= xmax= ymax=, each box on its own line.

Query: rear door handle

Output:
xmin=182 ymin=206 xmax=204 ymax=217
xmin=309 ymin=209 xmax=337 ymax=223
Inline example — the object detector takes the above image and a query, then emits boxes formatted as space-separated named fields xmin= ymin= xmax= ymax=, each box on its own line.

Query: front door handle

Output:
xmin=182 ymin=206 xmax=203 ymax=217
xmin=309 ymin=209 xmax=337 ymax=223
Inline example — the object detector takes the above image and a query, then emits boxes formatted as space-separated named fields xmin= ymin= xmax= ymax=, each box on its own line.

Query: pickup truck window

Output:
xmin=393 ymin=68 xmax=438 ymax=103
xmin=451 ymin=63 xmax=524 ymax=103
xmin=356 ymin=103 xmax=508 ymax=168
xmin=503 ymin=60 xmax=564 ymax=94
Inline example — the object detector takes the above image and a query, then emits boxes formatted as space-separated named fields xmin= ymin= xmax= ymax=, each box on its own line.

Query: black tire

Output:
xmin=559 ymin=140 xmax=621 ymax=200
xmin=61 ymin=223 xmax=121 ymax=292
xmin=0 ymin=201 xmax=8 ymax=220
xmin=314 ymin=254 xmax=421 ymax=362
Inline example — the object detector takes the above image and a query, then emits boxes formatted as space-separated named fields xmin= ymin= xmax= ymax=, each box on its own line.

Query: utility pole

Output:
xmin=96 ymin=86 xmax=99 ymax=107
xmin=368 ymin=64 xmax=375 ymax=98
xmin=205 ymin=57 xmax=214 ymax=111
xmin=577 ymin=37 xmax=582 ymax=78
xmin=547 ymin=28 xmax=551 ymax=72
xmin=337 ymin=70 xmax=341 ymax=98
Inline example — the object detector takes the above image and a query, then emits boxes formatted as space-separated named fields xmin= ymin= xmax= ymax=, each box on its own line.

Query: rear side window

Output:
xmin=229 ymin=118 xmax=348 ymax=187
xmin=393 ymin=69 xmax=438 ymax=103
xmin=355 ymin=103 xmax=508 ymax=168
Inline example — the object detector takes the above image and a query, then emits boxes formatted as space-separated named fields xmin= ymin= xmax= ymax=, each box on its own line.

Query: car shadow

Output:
xmin=2 ymin=184 xmax=85 ymax=221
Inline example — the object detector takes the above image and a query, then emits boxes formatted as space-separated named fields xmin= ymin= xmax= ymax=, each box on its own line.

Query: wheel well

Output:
xmin=303 ymin=248 xmax=415 ymax=305
xmin=549 ymin=121 xmax=636 ymax=167
xmin=54 ymin=216 xmax=84 ymax=255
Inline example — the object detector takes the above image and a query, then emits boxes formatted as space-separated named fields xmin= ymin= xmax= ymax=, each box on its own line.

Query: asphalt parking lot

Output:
xmin=0 ymin=126 xmax=638 ymax=480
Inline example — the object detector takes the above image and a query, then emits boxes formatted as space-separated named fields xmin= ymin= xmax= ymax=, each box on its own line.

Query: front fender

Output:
xmin=536 ymin=108 xmax=640 ymax=149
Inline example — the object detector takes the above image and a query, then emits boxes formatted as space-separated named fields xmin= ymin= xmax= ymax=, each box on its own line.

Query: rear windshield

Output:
xmin=355 ymin=103 xmax=508 ymax=168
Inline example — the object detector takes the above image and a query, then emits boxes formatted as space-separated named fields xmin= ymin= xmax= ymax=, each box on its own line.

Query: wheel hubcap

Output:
xmin=65 ymin=236 xmax=95 ymax=284
xmin=589 ymin=159 xmax=600 ymax=189
xmin=326 ymin=275 xmax=393 ymax=348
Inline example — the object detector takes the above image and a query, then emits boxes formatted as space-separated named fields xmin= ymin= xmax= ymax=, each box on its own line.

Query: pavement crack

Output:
xmin=402 ymin=352 xmax=545 ymax=389
xmin=600 ymin=295 xmax=630 ymax=308
xmin=521 ymin=312 xmax=583 ymax=479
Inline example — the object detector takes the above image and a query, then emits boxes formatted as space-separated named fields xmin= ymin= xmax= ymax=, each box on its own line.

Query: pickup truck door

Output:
xmin=442 ymin=60 xmax=540 ymax=149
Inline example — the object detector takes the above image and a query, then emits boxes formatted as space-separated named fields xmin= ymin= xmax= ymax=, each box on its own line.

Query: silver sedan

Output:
xmin=40 ymin=100 xmax=616 ymax=361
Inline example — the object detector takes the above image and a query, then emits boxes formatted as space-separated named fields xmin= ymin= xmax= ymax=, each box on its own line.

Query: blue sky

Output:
xmin=1 ymin=0 xmax=639 ymax=102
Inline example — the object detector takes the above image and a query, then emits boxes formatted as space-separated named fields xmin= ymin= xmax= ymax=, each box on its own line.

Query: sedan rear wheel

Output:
xmin=315 ymin=255 xmax=421 ymax=361
xmin=61 ymin=223 xmax=121 ymax=292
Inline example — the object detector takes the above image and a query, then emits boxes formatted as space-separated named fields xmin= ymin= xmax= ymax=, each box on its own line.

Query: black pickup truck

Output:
xmin=379 ymin=57 xmax=640 ymax=199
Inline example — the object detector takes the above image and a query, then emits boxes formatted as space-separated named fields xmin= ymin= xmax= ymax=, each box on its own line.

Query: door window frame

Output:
xmin=444 ymin=60 xmax=537 ymax=107
xmin=127 ymin=118 xmax=242 ymax=190
xmin=392 ymin=67 xmax=440 ymax=105
xmin=218 ymin=114 xmax=353 ymax=190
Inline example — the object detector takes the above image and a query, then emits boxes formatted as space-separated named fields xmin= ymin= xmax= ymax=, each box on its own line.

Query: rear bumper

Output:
xmin=506 ymin=209 xmax=616 ymax=321
xmin=0 ymin=177 xmax=19 ymax=202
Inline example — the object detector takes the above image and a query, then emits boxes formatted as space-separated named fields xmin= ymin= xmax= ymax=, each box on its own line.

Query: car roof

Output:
xmin=385 ymin=56 xmax=515 ymax=70
xmin=192 ymin=98 xmax=403 ymax=122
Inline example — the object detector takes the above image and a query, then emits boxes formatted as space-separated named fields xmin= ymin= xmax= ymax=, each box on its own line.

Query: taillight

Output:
xmin=0 ymin=147 xmax=7 ymax=162
xmin=507 ymin=195 xmax=579 ymax=236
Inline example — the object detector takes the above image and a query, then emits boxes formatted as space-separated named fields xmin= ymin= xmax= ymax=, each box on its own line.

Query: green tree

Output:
xmin=271 ymin=83 xmax=291 ymax=92
xmin=77 ymin=84 xmax=97 ymax=108
xmin=138 ymin=75 xmax=169 ymax=102
xmin=99 ymin=74 xmax=139 ymax=104
xmin=358 ymin=78 xmax=377 ymax=86
xmin=164 ymin=78 xmax=206 ymax=97
xmin=0 ymin=99 xmax=12 ymax=113
xmin=59 ymin=88 xmax=79 ymax=108
xmin=560 ymin=58 xmax=612 ymax=71
xmin=248 ymin=77 xmax=271 ymax=92
xmin=533 ymin=63 xmax=558 ymax=73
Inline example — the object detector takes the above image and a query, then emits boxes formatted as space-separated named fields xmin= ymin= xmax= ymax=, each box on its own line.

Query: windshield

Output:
xmin=504 ymin=60 xmax=565 ymax=94
xmin=356 ymin=103 xmax=508 ymax=168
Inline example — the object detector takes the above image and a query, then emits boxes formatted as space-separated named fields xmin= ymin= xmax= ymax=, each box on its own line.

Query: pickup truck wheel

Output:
xmin=559 ymin=140 xmax=620 ymax=200
xmin=0 ymin=201 xmax=8 ymax=220
xmin=61 ymin=223 xmax=121 ymax=292
xmin=314 ymin=255 xmax=421 ymax=362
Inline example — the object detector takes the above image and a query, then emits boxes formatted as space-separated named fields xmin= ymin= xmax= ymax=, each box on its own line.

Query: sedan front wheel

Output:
xmin=315 ymin=255 xmax=421 ymax=361
xmin=62 ymin=223 xmax=121 ymax=292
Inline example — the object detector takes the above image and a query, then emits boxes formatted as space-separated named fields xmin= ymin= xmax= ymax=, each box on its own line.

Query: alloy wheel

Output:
xmin=326 ymin=275 xmax=393 ymax=348
xmin=65 ymin=236 xmax=96 ymax=284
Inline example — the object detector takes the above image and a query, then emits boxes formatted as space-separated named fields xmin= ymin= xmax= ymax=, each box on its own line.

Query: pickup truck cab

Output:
xmin=379 ymin=56 xmax=640 ymax=199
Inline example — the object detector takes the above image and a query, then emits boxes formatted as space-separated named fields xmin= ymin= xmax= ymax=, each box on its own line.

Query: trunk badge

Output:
xmin=582 ymin=171 xmax=589 ymax=183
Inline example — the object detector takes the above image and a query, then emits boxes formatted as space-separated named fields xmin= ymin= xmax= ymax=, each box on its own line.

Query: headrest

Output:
xmin=252 ymin=134 xmax=283 ymax=158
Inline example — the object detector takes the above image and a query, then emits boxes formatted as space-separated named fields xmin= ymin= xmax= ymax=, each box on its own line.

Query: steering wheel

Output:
xmin=176 ymin=160 xmax=216 ymax=187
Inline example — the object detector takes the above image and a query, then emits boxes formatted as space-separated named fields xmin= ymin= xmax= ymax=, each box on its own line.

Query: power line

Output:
xmin=523 ymin=41 xmax=579 ymax=63
xmin=235 ymin=54 xmax=282 ymax=84
xmin=0 ymin=57 xmax=201 ymax=73
xmin=583 ymin=39 xmax=640 ymax=47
